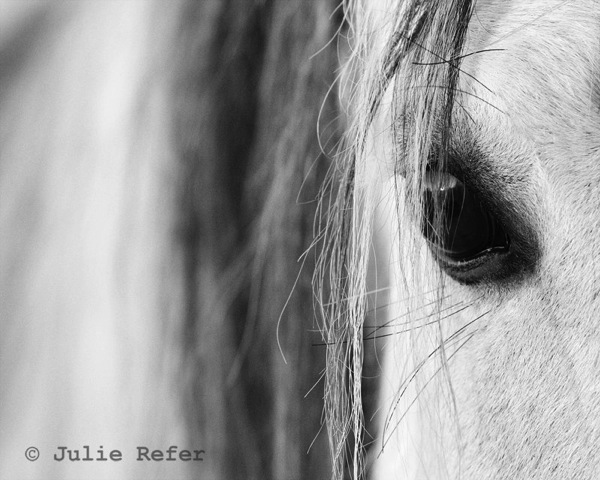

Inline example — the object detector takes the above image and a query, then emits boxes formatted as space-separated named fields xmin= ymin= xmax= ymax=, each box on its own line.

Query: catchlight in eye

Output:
xmin=421 ymin=171 xmax=510 ymax=264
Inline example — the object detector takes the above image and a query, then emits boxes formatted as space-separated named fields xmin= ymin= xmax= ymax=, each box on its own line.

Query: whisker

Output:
xmin=364 ymin=296 xmax=481 ymax=340
xmin=485 ymin=0 xmax=571 ymax=49
xmin=313 ymin=297 xmax=481 ymax=347
xmin=364 ymin=290 xmax=452 ymax=316
xmin=364 ymin=295 xmax=451 ymax=325
xmin=412 ymin=48 xmax=506 ymax=66
xmin=380 ymin=309 xmax=490 ymax=434
xmin=400 ymin=33 xmax=495 ymax=94
xmin=380 ymin=331 xmax=477 ymax=451
xmin=381 ymin=331 xmax=471 ymax=435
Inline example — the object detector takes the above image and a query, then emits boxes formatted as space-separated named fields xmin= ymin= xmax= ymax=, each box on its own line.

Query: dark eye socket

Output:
xmin=421 ymin=170 xmax=510 ymax=265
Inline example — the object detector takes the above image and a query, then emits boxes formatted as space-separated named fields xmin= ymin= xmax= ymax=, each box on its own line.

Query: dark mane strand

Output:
xmin=172 ymin=1 xmax=342 ymax=478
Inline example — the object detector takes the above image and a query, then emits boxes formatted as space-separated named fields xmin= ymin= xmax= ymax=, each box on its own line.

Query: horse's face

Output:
xmin=455 ymin=5 xmax=600 ymax=477
xmin=369 ymin=1 xmax=600 ymax=478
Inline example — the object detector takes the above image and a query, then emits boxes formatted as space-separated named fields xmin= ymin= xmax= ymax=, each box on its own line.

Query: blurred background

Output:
xmin=0 ymin=1 xmax=346 ymax=479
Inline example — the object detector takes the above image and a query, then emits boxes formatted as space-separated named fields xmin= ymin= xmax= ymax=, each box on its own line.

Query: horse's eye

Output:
xmin=421 ymin=171 xmax=509 ymax=265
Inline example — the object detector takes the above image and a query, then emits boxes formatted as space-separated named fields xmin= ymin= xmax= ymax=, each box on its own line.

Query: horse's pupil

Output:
xmin=422 ymin=172 xmax=509 ymax=262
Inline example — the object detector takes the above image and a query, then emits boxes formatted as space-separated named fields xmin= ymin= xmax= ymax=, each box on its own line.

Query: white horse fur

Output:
xmin=348 ymin=1 xmax=600 ymax=479
xmin=1 ymin=1 xmax=599 ymax=479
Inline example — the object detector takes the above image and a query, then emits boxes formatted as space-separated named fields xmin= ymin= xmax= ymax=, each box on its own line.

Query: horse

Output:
xmin=322 ymin=0 xmax=600 ymax=479
xmin=1 ymin=1 xmax=598 ymax=480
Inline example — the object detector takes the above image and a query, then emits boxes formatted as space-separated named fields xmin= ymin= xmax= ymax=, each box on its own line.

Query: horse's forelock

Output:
xmin=320 ymin=1 xmax=477 ymax=477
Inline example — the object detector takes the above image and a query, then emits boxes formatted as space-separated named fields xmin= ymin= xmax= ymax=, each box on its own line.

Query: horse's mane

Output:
xmin=172 ymin=1 xmax=344 ymax=478
xmin=1 ymin=1 xmax=340 ymax=479
xmin=0 ymin=0 xmax=481 ymax=478
xmin=319 ymin=1 xmax=475 ymax=477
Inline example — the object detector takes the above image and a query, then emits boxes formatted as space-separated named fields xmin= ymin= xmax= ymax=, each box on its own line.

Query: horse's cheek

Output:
xmin=452 ymin=278 xmax=600 ymax=479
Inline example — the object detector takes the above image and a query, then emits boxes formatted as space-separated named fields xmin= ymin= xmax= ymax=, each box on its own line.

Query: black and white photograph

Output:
xmin=1 ymin=1 xmax=599 ymax=479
